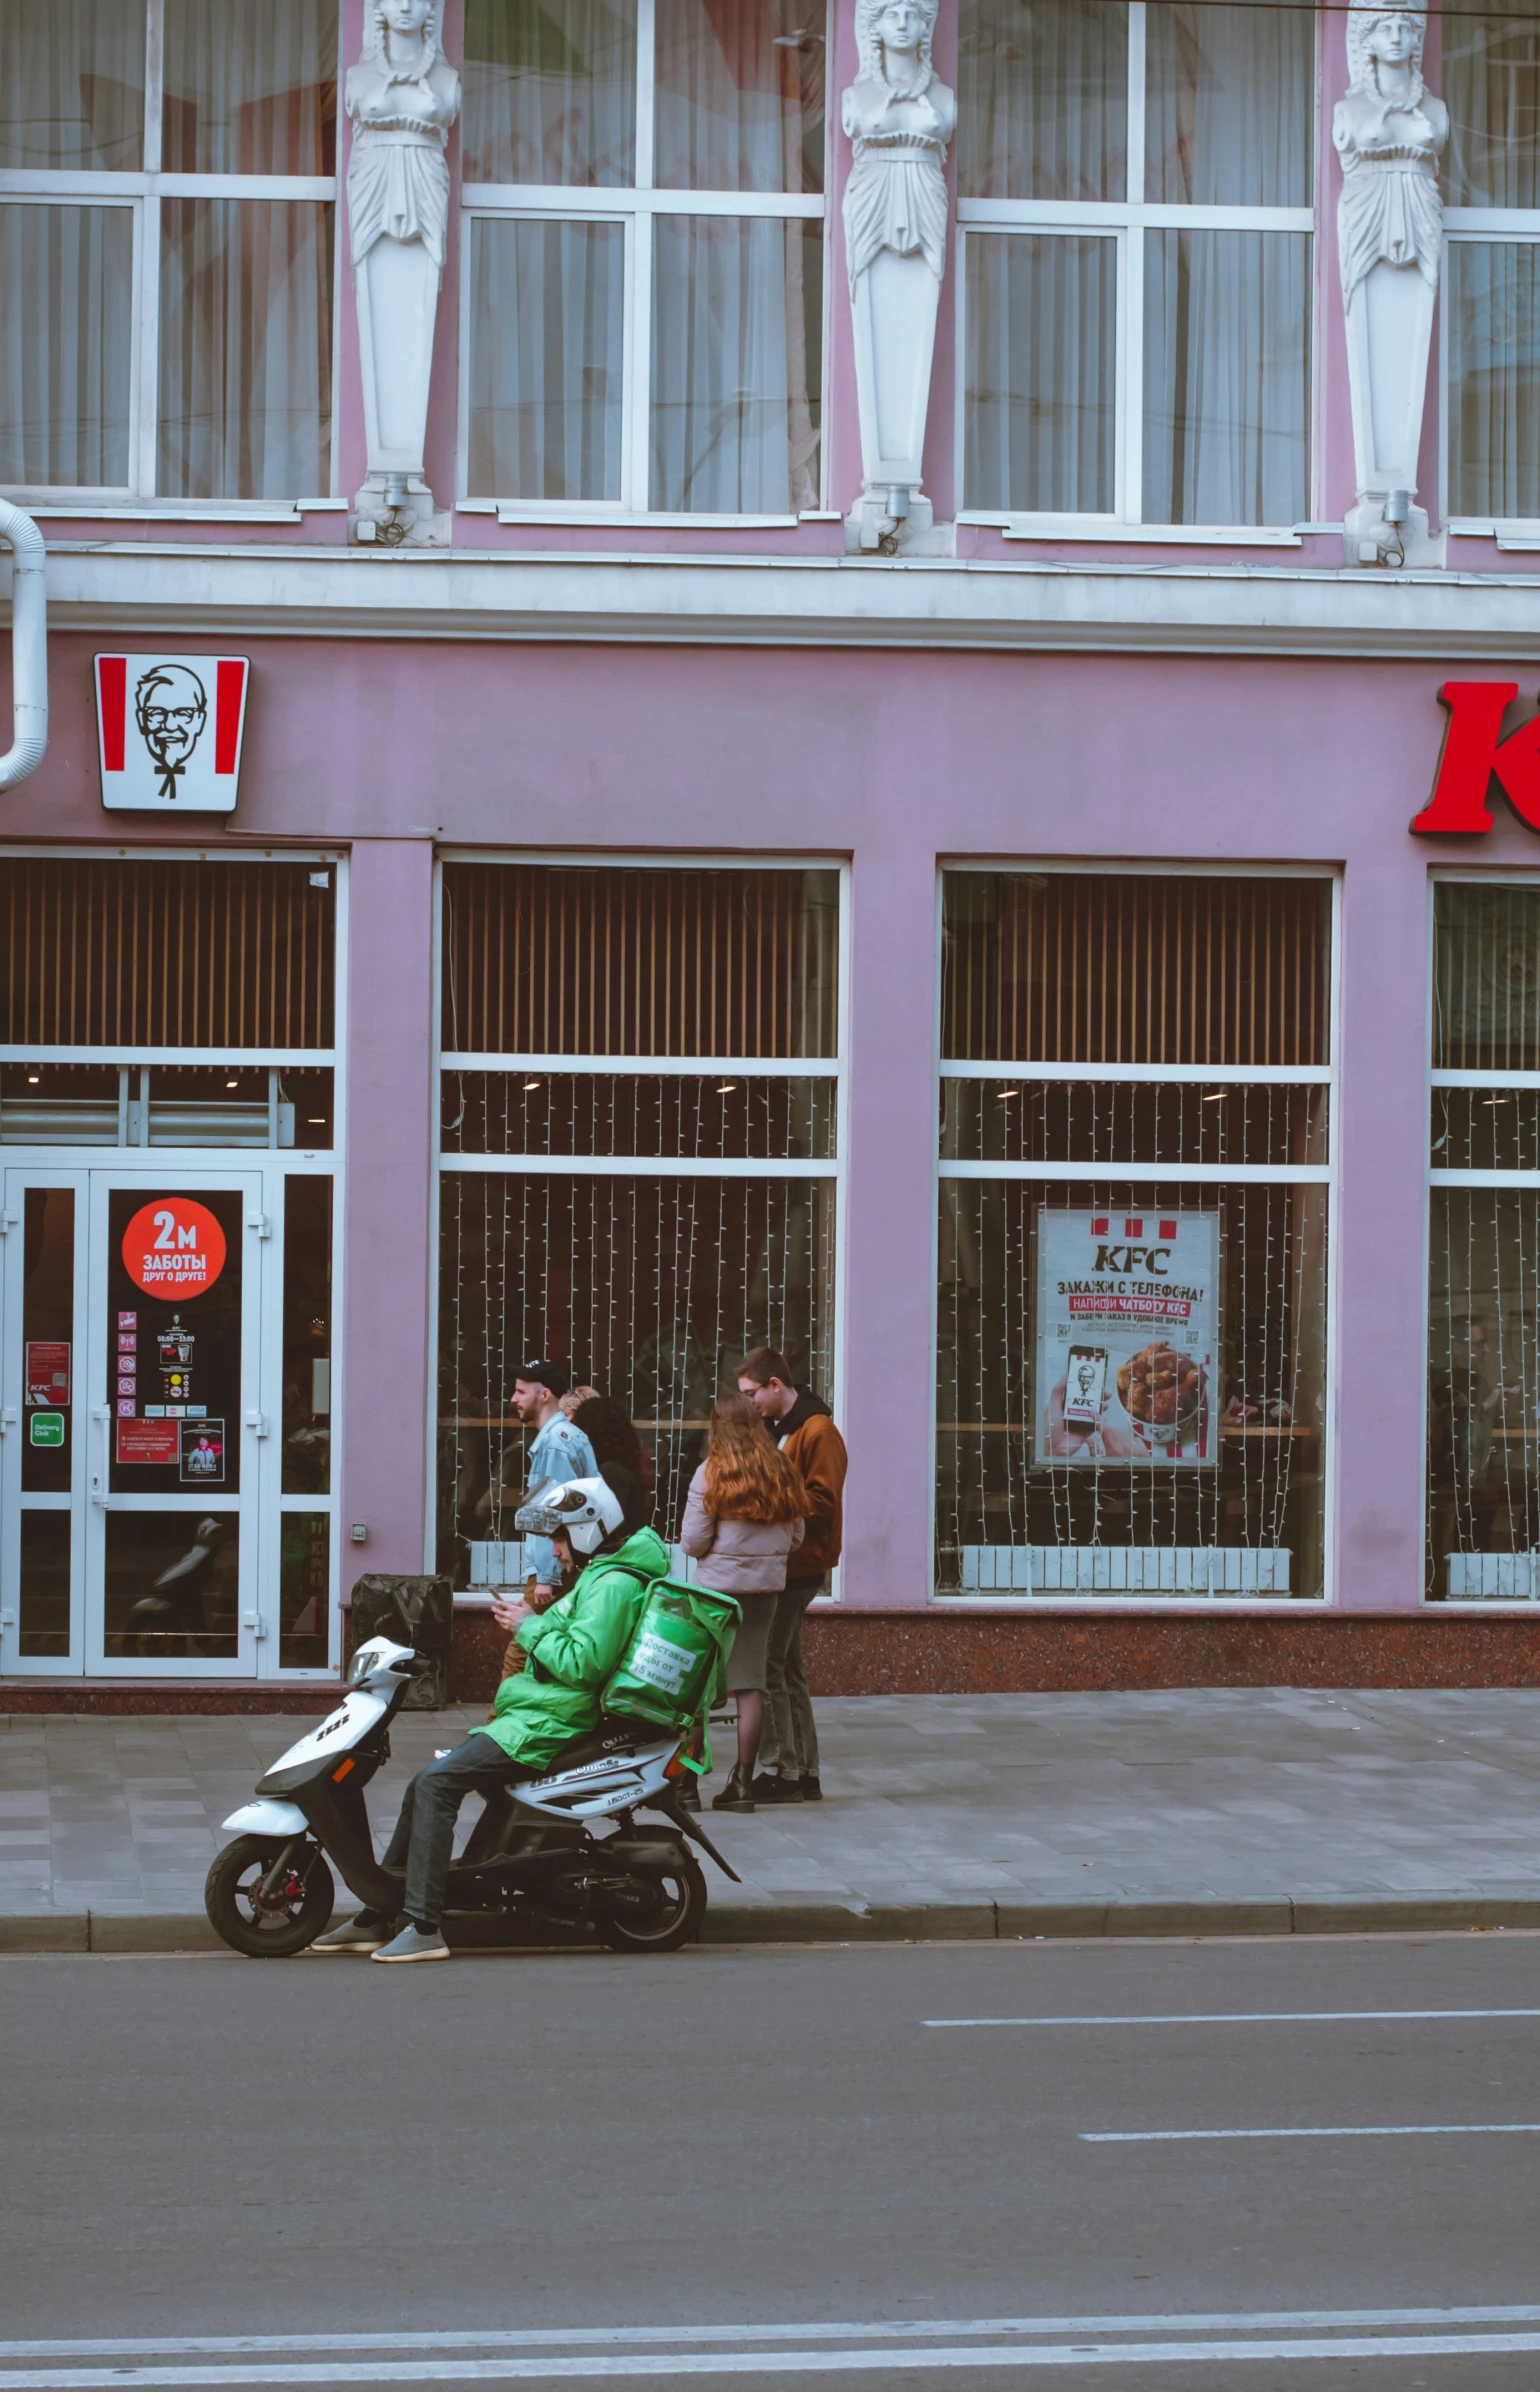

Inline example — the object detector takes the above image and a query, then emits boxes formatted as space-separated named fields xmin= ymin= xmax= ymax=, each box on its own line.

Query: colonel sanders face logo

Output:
xmin=135 ymin=664 xmax=207 ymax=799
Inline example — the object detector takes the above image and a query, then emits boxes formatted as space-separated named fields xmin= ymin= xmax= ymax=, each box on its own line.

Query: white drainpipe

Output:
xmin=0 ymin=498 xmax=48 ymax=790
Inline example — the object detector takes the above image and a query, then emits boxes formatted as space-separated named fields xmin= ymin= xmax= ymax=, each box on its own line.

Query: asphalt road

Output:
xmin=5 ymin=1933 xmax=1540 ymax=2388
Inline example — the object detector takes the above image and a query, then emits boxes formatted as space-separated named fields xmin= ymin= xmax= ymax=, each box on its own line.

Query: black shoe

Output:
xmin=711 ymin=1764 xmax=756 ymax=1813
xmin=675 ymin=1778 xmax=702 ymax=1813
xmin=750 ymin=1772 xmax=804 ymax=1805
xmin=798 ymin=1774 xmax=823 ymax=1802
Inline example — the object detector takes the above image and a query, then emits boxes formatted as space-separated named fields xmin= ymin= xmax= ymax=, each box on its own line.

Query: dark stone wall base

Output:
xmin=12 ymin=1612 xmax=1540 ymax=1715
xmin=798 ymin=1610 xmax=1540 ymax=1693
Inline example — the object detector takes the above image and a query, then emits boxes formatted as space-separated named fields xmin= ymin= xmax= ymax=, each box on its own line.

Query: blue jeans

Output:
xmin=381 ymin=1733 xmax=536 ymax=1930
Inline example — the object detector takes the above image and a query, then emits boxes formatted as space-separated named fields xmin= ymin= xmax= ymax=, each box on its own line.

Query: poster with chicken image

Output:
xmin=1035 ymin=1208 xmax=1219 ymax=1467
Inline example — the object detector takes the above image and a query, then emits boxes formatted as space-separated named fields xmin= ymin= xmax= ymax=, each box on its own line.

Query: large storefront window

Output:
xmin=937 ymin=870 xmax=1332 ymax=1598
xmin=436 ymin=862 xmax=840 ymax=1585
xmin=1428 ymin=880 xmax=1540 ymax=1600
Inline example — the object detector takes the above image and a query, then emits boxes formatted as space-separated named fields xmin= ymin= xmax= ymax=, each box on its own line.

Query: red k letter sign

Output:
xmin=1413 ymin=684 xmax=1540 ymax=835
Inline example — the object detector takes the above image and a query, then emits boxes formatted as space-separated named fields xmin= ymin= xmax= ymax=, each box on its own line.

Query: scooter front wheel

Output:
xmin=205 ymin=1835 xmax=335 ymax=1958
xmin=593 ymin=1860 xmax=707 ymax=1955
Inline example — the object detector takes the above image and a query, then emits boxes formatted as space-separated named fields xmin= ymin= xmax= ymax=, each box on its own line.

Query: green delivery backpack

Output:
xmin=604 ymin=1576 xmax=742 ymax=1737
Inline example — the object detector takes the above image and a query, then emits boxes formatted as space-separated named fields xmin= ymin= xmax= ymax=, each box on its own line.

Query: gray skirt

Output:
xmin=722 ymin=1588 xmax=779 ymax=1693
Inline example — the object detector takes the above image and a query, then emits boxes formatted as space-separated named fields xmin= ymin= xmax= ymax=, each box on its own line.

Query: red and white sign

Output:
xmin=25 ymin=1341 xmax=71 ymax=1407
xmin=117 ymin=1419 xmax=179 ymax=1466
xmin=121 ymin=1200 xmax=228 ymax=1299
xmin=94 ymin=654 xmax=249 ymax=813
xmin=1035 ymin=1208 xmax=1219 ymax=1468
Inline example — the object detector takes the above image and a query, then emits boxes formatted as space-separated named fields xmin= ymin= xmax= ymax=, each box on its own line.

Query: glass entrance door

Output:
xmin=1 ymin=1168 xmax=269 ymax=1677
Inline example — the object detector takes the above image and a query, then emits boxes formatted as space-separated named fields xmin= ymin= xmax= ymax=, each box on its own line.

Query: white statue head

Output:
xmin=363 ymin=0 xmax=445 ymax=67
xmin=855 ymin=0 xmax=939 ymax=87
xmin=1346 ymin=8 xmax=1427 ymax=96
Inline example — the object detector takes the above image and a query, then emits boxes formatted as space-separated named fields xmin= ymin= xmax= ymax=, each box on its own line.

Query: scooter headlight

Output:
xmin=347 ymin=1646 xmax=376 ymax=1686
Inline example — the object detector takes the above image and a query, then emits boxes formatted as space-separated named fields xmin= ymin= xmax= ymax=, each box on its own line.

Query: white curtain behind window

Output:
xmin=0 ymin=0 xmax=143 ymax=170
xmin=1444 ymin=12 xmax=1540 ymax=208
xmin=653 ymin=0 xmax=824 ymax=192
xmin=1146 ymin=1 xmax=1312 ymax=205
xmin=161 ymin=0 xmax=336 ymax=173
xmin=956 ymin=0 xmax=1126 ymax=203
xmin=0 ymin=201 xmax=132 ymax=484
xmin=651 ymin=216 xmax=820 ymax=512
xmin=468 ymin=216 xmax=624 ymax=499
xmin=1448 ymin=242 xmax=1540 ymax=521
xmin=462 ymin=0 xmax=635 ymax=184
xmin=964 ymin=231 xmax=1116 ymax=511
xmin=1143 ymin=230 xmax=1310 ymax=525
xmin=158 ymin=198 xmax=333 ymax=498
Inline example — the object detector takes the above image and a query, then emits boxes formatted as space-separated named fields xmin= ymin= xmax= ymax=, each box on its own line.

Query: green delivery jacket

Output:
xmin=481 ymin=1525 xmax=670 ymax=1768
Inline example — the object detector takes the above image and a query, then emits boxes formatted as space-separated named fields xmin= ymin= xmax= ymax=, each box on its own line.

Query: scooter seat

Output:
xmin=537 ymin=1714 xmax=669 ymax=1777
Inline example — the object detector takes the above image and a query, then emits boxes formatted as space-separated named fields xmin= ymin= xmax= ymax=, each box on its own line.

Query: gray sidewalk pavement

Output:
xmin=4 ymin=1687 xmax=1540 ymax=1950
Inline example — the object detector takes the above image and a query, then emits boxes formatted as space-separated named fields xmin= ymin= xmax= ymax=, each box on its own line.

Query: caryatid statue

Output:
xmin=346 ymin=0 xmax=461 ymax=544
xmin=1334 ymin=7 xmax=1447 ymax=565
xmin=842 ymin=0 xmax=955 ymax=551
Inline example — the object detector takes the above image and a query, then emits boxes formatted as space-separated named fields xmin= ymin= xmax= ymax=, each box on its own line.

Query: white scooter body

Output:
xmin=221 ymin=1635 xmax=415 ymax=1839
xmin=223 ymin=1635 xmax=682 ymax=1834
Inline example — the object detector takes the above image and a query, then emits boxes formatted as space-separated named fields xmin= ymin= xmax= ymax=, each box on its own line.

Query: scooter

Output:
xmin=203 ymin=1635 xmax=740 ymax=1958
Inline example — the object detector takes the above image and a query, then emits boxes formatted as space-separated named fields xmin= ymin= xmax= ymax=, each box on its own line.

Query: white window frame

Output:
xmin=954 ymin=0 xmax=1317 ymax=545
xmin=457 ymin=0 xmax=830 ymax=525
xmin=429 ymin=849 xmax=848 ymax=1592
xmin=0 ymin=844 xmax=348 ymax=1679
xmin=932 ymin=859 xmax=1340 ymax=1610
xmin=1442 ymin=220 xmax=1540 ymax=545
xmin=1425 ymin=870 xmax=1540 ymax=1608
xmin=0 ymin=0 xmax=343 ymax=514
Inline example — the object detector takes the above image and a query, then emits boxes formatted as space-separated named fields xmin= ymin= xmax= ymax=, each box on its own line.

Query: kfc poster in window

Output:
xmin=1035 ymin=1208 xmax=1220 ymax=1466
xmin=95 ymin=655 xmax=249 ymax=812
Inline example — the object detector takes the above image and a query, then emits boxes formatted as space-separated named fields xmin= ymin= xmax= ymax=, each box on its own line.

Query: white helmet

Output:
xmin=514 ymin=1474 xmax=625 ymax=1556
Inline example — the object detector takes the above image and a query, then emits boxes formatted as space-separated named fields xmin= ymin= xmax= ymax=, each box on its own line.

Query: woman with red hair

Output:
xmin=680 ymin=1394 xmax=808 ymax=1813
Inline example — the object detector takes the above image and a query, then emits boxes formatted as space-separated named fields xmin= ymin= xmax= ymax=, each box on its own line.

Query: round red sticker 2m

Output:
xmin=122 ymin=1200 xmax=228 ymax=1299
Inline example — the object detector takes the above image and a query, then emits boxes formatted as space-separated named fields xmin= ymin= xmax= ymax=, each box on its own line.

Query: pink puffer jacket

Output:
xmin=679 ymin=1463 xmax=805 ymax=1595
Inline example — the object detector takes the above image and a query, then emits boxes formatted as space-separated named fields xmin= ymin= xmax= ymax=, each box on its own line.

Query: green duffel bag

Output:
xmin=603 ymin=1577 xmax=742 ymax=1737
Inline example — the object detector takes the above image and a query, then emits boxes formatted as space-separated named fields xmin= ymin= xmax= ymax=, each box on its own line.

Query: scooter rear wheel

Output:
xmin=593 ymin=1859 xmax=707 ymax=1954
xmin=205 ymin=1835 xmax=335 ymax=1958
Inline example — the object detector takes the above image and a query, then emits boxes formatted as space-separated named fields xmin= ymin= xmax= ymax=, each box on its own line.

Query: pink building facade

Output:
xmin=5 ymin=1 xmax=1540 ymax=1696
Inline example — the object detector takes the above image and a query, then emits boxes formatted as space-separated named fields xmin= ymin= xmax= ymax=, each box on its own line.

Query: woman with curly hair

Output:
xmin=680 ymin=1393 xmax=808 ymax=1813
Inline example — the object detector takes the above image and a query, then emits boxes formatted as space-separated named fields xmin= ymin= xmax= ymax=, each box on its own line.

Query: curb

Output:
xmin=4 ymin=1895 xmax=1540 ymax=1953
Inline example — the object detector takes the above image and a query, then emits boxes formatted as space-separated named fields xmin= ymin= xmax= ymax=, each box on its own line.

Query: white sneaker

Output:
xmin=310 ymin=1912 xmax=394 ymax=1954
xmin=370 ymin=1922 xmax=450 ymax=1963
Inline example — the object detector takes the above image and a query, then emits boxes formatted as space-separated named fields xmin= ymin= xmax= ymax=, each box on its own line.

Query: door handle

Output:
xmin=91 ymin=1405 xmax=112 ymax=1505
xmin=241 ymin=1611 xmax=268 ymax=1640
xmin=246 ymin=1213 xmax=272 ymax=1240
xmin=0 ymin=1408 xmax=16 ymax=1437
xmin=245 ymin=1410 xmax=269 ymax=1439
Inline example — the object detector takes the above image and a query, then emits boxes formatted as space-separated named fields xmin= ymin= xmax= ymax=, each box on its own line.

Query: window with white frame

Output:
xmin=460 ymin=0 xmax=826 ymax=518
xmin=1444 ymin=12 xmax=1540 ymax=526
xmin=0 ymin=0 xmax=337 ymax=504
xmin=937 ymin=870 xmax=1333 ymax=1600
xmin=1427 ymin=881 xmax=1540 ymax=1602
xmin=436 ymin=861 xmax=842 ymax=1589
xmin=955 ymin=0 xmax=1315 ymax=531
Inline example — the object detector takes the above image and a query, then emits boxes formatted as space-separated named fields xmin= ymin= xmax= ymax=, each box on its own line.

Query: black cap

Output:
xmin=517 ymin=1357 xmax=570 ymax=1399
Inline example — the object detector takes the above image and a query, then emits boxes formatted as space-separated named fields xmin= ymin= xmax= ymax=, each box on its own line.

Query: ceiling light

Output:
xmin=27 ymin=1072 xmax=40 ymax=1085
xmin=1482 ymin=1096 xmax=1512 ymax=1106
xmin=307 ymin=1117 xmax=325 ymax=1125
xmin=716 ymin=1083 xmax=737 ymax=1094
xmin=995 ymin=1088 xmax=1019 ymax=1101
xmin=226 ymin=1078 xmax=239 ymax=1089
xmin=522 ymin=1079 xmax=542 ymax=1091
xmin=1202 ymin=1091 xmax=1228 ymax=1103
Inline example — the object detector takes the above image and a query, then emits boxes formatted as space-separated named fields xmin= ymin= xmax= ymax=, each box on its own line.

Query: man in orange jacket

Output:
xmin=736 ymin=1345 xmax=848 ymax=1804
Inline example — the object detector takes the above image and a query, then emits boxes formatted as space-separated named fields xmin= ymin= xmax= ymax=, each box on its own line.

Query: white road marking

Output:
xmin=925 ymin=2009 xmax=1540 ymax=2027
xmin=10 ymin=2336 xmax=1540 ymax=2382
xmin=7 ymin=2311 xmax=1540 ymax=2361
xmin=1084 ymin=2123 xmax=1540 ymax=2142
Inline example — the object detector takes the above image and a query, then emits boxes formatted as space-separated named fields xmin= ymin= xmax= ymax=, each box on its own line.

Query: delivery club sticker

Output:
xmin=122 ymin=1200 xmax=227 ymax=1299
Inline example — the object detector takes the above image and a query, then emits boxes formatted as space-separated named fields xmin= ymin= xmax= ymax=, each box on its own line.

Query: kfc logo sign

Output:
xmin=95 ymin=654 xmax=250 ymax=813
xmin=1414 ymin=683 xmax=1540 ymax=836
